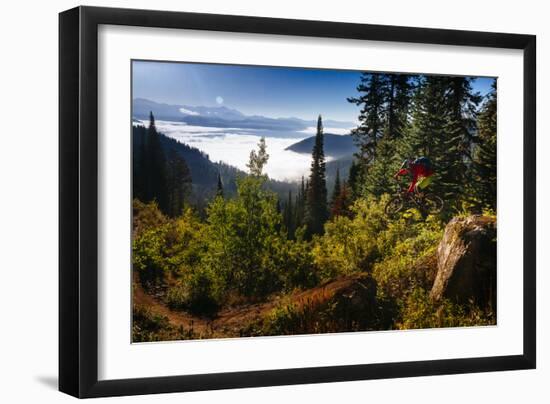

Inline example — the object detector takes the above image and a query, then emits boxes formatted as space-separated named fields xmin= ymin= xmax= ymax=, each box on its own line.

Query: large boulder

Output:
xmin=430 ymin=215 xmax=496 ymax=311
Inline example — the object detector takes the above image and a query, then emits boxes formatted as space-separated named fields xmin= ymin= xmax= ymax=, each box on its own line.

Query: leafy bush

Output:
xmin=273 ymin=230 xmax=319 ymax=291
xmin=166 ymin=266 xmax=222 ymax=316
xmin=133 ymin=203 xmax=207 ymax=290
xmin=164 ymin=209 xmax=208 ymax=276
xmin=203 ymin=177 xmax=285 ymax=298
xmin=372 ymin=214 xmax=443 ymax=298
xmin=132 ymin=199 xmax=167 ymax=238
xmin=132 ymin=225 xmax=170 ymax=289
xmin=397 ymin=288 xmax=496 ymax=330
xmin=312 ymin=195 xmax=443 ymax=291
xmin=312 ymin=196 xmax=389 ymax=280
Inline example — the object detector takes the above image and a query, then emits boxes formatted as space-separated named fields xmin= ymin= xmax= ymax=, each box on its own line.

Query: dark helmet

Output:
xmin=400 ymin=158 xmax=413 ymax=170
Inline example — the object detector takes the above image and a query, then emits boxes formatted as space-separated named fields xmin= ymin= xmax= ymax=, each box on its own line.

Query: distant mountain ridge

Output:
xmin=133 ymin=98 xmax=355 ymax=137
xmin=285 ymin=134 xmax=358 ymax=159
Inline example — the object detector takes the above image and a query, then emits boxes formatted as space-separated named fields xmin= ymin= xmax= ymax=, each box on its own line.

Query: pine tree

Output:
xmin=443 ymin=77 xmax=481 ymax=208
xmin=165 ymin=148 xmax=192 ymax=217
xmin=364 ymin=74 xmax=413 ymax=196
xmin=472 ymin=79 xmax=497 ymax=211
xmin=364 ymin=136 xmax=399 ymax=196
xmin=132 ymin=112 xmax=194 ymax=217
xmin=398 ymin=76 xmax=453 ymax=206
xmin=446 ymin=76 xmax=481 ymax=160
xmin=331 ymin=181 xmax=353 ymax=218
xmin=387 ymin=74 xmax=414 ymax=140
xmin=294 ymin=176 xmax=306 ymax=229
xmin=347 ymin=73 xmax=387 ymax=166
xmin=340 ymin=182 xmax=352 ymax=217
xmin=305 ymin=115 xmax=328 ymax=238
xmin=330 ymin=167 xmax=341 ymax=210
xmin=399 ymin=76 xmax=446 ymax=158
xmin=347 ymin=159 xmax=361 ymax=201
xmin=216 ymin=173 xmax=224 ymax=198
xmin=399 ymin=75 xmax=480 ymax=211
xmin=284 ymin=190 xmax=295 ymax=239
xmin=132 ymin=125 xmax=147 ymax=202
xmin=144 ymin=111 xmax=168 ymax=210
xmin=349 ymin=73 xmax=414 ymax=197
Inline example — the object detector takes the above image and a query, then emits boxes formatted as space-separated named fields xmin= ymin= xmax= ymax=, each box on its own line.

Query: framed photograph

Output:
xmin=59 ymin=6 xmax=536 ymax=398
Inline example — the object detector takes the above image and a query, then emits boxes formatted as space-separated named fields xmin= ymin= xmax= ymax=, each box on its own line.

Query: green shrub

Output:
xmin=132 ymin=199 xmax=167 ymax=238
xmin=372 ymin=214 xmax=443 ymax=298
xmin=132 ymin=205 xmax=207 ymax=289
xmin=156 ymin=210 xmax=208 ymax=285
xmin=203 ymin=180 xmax=284 ymax=298
xmin=312 ymin=195 xmax=443 ymax=291
xmin=261 ymin=302 xmax=306 ymax=335
xmin=397 ymin=288 xmax=496 ymax=330
xmin=312 ymin=196 xmax=390 ymax=280
xmin=166 ymin=266 xmax=222 ymax=316
xmin=274 ymin=231 xmax=318 ymax=291
xmin=132 ymin=225 xmax=170 ymax=289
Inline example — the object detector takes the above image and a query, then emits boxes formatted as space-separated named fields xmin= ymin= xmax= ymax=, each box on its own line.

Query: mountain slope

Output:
xmin=285 ymin=134 xmax=357 ymax=159
xmin=132 ymin=124 xmax=297 ymax=205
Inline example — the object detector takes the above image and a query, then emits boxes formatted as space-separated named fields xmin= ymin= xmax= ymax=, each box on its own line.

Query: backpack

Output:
xmin=413 ymin=157 xmax=433 ymax=172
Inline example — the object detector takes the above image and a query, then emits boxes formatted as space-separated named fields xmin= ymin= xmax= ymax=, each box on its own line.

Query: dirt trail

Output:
xmin=134 ymin=274 xmax=370 ymax=338
xmin=133 ymin=283 xmax=209 ymax=332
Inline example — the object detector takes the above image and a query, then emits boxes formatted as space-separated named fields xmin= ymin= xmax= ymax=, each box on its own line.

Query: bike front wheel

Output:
xmin=385 ymin=195 xmax=404 ymax=216
xmin=422 ymin=194 xmax=444 ymax=214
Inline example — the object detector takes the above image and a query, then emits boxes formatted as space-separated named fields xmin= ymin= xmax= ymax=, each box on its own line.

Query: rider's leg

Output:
xmin=408 ymin=179 xmax=417 ymax=194
xmin=415 ymin=176 xmax=432 ymax=197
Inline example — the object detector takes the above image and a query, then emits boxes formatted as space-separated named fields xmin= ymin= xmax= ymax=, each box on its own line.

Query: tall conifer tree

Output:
xmin=472 ymin=79 xmax=497 ymax=211
xmin=347 ymin=159 xmax=361 ymax=201
xmin=399 ymin=75 xmax=480 ymax=210
xmin=294 ymin=176 xmax=306 ymax=230
xmin=330 ymin=167 xmax=341 ymax=210
xmin=216 ymin=173 xmax=224 ymax=198
xmin=165 ymin=148 xmax=192 ymax=217
xmin=305 ymin=115 xmax=328 ymax=238
xmin=349 ymin=73 xmax=414 ymax=197
xmin=347 ymin=73 xmax=387 ymax=165
xmin=284 ymin=190 xmax=295 ymax=239
xmin=145 ymin=111 xmax=167 ymax=210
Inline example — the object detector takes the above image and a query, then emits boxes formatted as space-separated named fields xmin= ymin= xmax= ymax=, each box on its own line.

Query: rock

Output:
xmin=290 ymin=274 xmax=380 ymax=330
xmin=328 ymin=275 xmax=379 ymax=329
xmin=332 ymin=275 xmax=378 ymax=313
xmin=430 ymin=215 xmax=496 ymax=311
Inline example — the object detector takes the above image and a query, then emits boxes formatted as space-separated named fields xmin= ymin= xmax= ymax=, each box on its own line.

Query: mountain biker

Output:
xmin=393 ymin=157 xmax=434 ymax=194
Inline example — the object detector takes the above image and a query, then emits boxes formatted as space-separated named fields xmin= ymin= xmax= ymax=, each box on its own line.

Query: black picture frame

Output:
xmin=59 ymin=6 xmax=536 ymax=398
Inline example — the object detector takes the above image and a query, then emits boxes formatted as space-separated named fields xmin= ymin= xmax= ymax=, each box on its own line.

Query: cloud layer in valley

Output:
xmin=137 ymin=120 xmax=328 ymax=182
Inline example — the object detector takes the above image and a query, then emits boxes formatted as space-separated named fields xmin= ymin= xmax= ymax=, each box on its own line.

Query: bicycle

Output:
xmin=384 ymin=180 xmax=444 ymax=216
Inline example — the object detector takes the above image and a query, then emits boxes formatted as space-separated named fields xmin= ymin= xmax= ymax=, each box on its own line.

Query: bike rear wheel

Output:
xmin=385 ymin=195 xmax=404 ymax=216
xmin=422 ymin=194 xmax=444 ymax=214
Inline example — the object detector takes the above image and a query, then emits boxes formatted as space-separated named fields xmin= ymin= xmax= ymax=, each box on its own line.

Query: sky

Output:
xmin=132 ymin=60 xmax=495 ymax=123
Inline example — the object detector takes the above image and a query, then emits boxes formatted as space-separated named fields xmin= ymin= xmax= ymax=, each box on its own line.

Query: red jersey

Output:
xmin=396 ymin=163 xmax=434 ymax=193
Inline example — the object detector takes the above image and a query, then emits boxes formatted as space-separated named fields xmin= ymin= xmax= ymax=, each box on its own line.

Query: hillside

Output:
xmin=285 ymin=133 xmax=357 ymax=159
xmin=132 ymin=125 xmax=297 ymax=205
